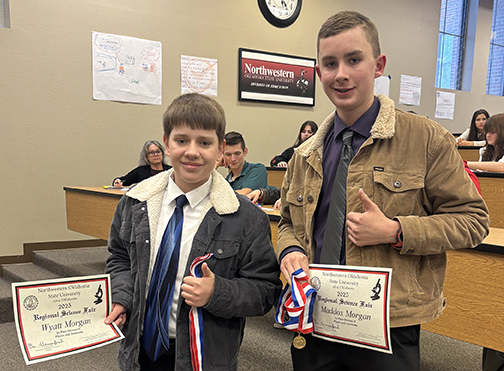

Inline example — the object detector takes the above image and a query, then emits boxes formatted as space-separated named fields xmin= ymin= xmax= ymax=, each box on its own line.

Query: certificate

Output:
xmin=12 ymin=274 xmax=124 ymax=365
xmin=309 ymin=264 xmax=392 ymax=353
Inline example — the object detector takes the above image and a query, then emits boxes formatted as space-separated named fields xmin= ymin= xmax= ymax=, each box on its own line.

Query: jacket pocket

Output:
xmin=285 ymin=185 xmax=307 ymax=241
xmin=208 ymin=240 xmax=240 ymax=278
xmin=409 ymin=255 xmax=445 ymax=305
xmin=119 ymin=221 xmax=138 ymax=275
xmin=372 ymin=171 xmax=426 ymax=217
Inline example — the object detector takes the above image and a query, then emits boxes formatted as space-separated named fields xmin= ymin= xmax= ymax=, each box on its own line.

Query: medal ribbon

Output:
xmin=188 ymin=253 xmax=213 ymax=371
xmin=275 ymin=268 xmax=316 ymax=334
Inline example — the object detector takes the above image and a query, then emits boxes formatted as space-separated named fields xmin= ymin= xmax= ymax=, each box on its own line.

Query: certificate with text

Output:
xmin=12 ymin=275 xmax=124 ymax=365
xmin=309 ymin=264 xmax=392 ymax=354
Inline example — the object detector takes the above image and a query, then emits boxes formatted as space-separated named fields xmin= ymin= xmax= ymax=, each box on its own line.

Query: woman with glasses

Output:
xmin=112 ymin=140 xmax=171 ymax=187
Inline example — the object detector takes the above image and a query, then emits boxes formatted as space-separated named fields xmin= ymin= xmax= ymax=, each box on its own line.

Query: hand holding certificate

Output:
xmin=12 ymin=274 xmax=124 ymax=365
xmin=275 ymin=264 xmax=392 ymax=354
xmin=310 ymin=264 xmax=392 ymax=354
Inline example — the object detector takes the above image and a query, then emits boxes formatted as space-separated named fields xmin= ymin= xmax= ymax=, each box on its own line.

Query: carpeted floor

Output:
xmin=1 ymin=309 xmax=482 ymax=370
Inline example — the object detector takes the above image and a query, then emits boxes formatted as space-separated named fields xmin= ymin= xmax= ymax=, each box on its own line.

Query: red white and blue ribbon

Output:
xmin=275 ymin=268 xmax=317 ymax=334
xmin=188 ymin=253 xmax=213 ymax=371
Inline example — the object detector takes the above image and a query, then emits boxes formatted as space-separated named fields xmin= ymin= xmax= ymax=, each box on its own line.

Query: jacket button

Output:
xmin=141 ymin=207 xmax=146 ymax=211
xmin=307 ymin=195 xmax=314 ymax=203
xmin=394 ymin=181 xmax=402 ymax=188
xmin=297 ymin=195 xmax=303 ymax=202
xmin=217 ymin=248 xmax=223 ymax=255
xmin=145 ymin=239 xmax=149 ymax=244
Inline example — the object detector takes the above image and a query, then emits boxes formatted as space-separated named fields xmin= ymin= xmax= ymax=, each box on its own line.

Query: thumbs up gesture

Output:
xmin=181 ymin=263 xmax=215 ymax=307
xmin=346 ymin=188 xmax=400 ymax=247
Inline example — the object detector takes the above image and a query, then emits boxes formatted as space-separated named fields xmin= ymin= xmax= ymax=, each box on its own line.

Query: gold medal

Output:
xmin=293 ymin=332 xmax=306 ymax=349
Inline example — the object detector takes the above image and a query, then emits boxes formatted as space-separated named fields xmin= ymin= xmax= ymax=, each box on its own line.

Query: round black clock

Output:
xmin=258 ymin=0 xmax=302 ymax=28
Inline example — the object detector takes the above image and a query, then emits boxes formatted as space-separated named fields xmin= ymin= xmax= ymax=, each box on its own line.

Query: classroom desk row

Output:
xmin=268 ymin=146 xmax=482 ymax=189
xmin=269 ymin=162 xmax=504 ymax=229
xmin=64 ymin=185 xmax=504 ymax=353
xmin=64 ymin=186 xmax=281 ymax=245
xmin=457 ymin=147 xmax=480 ymax=162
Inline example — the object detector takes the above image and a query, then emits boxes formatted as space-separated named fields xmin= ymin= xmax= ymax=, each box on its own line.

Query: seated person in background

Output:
xmin=457 ymin=109 xmax=489 ymax=147
xmin=112 ymin=140 xmax=171 ymax=187
xmin=222 ymin=131 xmax=269 ymax=195
xmin=247 ymin=188 xmax=281 ymax=210
xmin=270 ymin=120 xmax=318 ymax=167
xmin=467 ymin=113 xmax=504 ymax=172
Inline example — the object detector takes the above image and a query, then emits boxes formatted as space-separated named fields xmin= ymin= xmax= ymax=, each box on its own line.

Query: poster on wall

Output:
xmin=238 ymin=48 xmax=316 ymax=106
xmin=180 ymin=55 xmax=218 ymax=96
xmin=435 ymin=91 xmax=455 ymax=120
xmin=92 ymin=32 xmax=162 ymax=105
xmin=374 ymin=75 xmax=390 ymax=97
xmin=398 ymin=74 xmax=422 ymax=106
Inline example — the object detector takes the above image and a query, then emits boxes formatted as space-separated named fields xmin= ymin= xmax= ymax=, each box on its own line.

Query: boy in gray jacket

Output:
xmin=105 ymin=93 xmax=281 ymax=371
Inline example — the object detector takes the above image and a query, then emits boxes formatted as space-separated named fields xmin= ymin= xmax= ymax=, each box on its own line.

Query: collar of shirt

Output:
xmin=229 ymin=160 xmax=249 ymax=182
xmin=166 ymin=173 xmax=213 ymax=209
xmin=333 ymin=96 xmax=380 ymax=141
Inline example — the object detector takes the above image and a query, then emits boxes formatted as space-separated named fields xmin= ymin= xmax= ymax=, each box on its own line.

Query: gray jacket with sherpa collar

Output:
xmin=106 ymin=169 xmax=281 ymax=370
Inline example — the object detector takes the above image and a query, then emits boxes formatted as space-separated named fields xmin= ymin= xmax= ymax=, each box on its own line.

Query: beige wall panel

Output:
xmin=1 ymin=0 xmax=503 ymax=256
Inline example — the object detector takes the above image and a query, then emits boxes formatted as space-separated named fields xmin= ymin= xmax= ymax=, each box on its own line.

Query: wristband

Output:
xmin=390 ymin=227 xmax=403 ymax=250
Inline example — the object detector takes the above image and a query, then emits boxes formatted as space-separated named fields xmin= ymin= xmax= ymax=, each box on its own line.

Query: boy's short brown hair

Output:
xmin=163 ymin=93 xmax=226 ymax=143
xmin=317 ymin=11 xmax=381 ymax=58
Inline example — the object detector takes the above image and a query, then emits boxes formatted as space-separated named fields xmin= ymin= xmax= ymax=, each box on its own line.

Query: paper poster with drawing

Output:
xmin=92 ymin=32 xmax=162 ymax=105
xmin=181 ymin=55 xmax=218 ymax=97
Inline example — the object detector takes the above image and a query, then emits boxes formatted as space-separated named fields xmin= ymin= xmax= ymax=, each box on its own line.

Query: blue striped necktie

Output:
xmin=143 ymin=194 xmax=188 ymax=362
xmin=321 ymin=129 xmax=354 ymax=264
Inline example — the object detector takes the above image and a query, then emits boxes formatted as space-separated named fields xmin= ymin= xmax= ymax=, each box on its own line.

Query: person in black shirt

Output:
xmin=270 ymin=121 xmax=318 ymax=167
xmin=112 ymin=139 xmax=171 ymax=187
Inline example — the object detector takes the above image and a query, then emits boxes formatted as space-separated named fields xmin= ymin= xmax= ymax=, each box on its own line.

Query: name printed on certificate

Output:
xmin=309 ymin=264 xmax=392 ymax=354
xmin=12 ymin=274 xmax=124 ymax=365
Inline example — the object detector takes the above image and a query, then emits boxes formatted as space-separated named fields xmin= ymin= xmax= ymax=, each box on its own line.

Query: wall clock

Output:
xmin=258 ymin=0 xmax=302 ymax=28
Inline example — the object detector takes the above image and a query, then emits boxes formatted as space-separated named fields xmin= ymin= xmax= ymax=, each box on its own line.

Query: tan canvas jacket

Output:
xmin=278 ymin=94 xmax=489 ymax=327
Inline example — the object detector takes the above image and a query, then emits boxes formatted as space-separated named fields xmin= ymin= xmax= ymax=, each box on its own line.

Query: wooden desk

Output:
xmin=266 ymin=167 xmax=286 ymax=190
xmin=64 ymin=187 xmax=282 ymax=245
xmin=476 ymin=173 xmax=504 ymax=229
xmin=263 ymin=208 xmax=280 ymax=251
xmin=422 ymin=228 xmax=504 ymax=352
xmin=64 ymin=186 xmax=125 ymax=240
xmin=65 ymin=186 xmax=504 ymax=350
xmin=64 ymin=186 xmax=286 ymax=284
xmin=458 ymin=147 xmax=480 ymax=162
xmin=263 ymin=208 xmax=288 ymax=286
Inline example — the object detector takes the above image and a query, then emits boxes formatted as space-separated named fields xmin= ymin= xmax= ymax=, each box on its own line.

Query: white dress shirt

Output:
xmin=151 ymin=174 xmax=212 ymax=337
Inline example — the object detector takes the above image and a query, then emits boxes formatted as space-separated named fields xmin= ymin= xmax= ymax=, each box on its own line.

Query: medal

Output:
xmin=189 ymin=254 xmax=214 ymax=371
xmin=275 ymin=268 xmax=316 ymax=351
xmin=293 ymin=331 xmax=306 ymax=349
